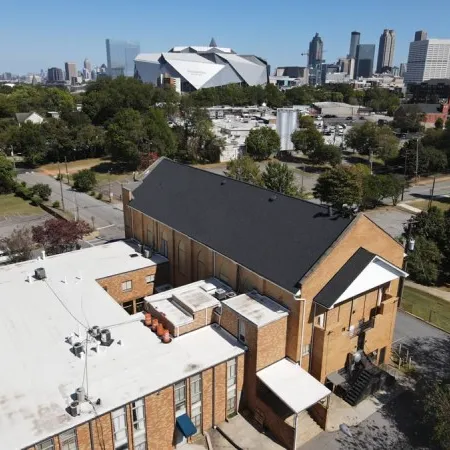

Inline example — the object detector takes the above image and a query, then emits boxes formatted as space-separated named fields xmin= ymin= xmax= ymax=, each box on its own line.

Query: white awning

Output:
xmin=257 ymin=359 xmax=331 ymax=414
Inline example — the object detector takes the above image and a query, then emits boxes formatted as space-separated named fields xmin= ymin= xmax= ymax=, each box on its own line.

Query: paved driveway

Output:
xmin=0 ymin=213 xmax=51 ymax=239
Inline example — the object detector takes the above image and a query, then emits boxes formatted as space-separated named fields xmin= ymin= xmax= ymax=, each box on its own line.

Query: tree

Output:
xmin=407 ymin=235 xmax=442 ymax=285
xmin=225 ymin=156 xmax=262 ymax=185
xmin=446 ymin=118 xmax=450 ymax=130
xmin=144 ymin=108 xmax=177 ymax=157
xmin=0 ymin=227 xmax=34 ymax=263
xmin=361 ymin=175 xmax=385 ymax=209
xmin=73 ymin=169 xmax=97 ymax=192
xmin=261 ymin=161 xmax=298 ymax=196
xmin=291 ymin=127 xmax=324 ymax=156
xmin=8 ymin=122 xmax=47 ymax=166
xmin=309 ymin=145 xmax=341 ymax=166
xmin=0 ymin=151 xmax=16 ymax=194
xmin=435 ymin=117 xmax=444 ymax=129
xmin=408 ymin=206 xmax=446 ymax=248
xmin=380 ymin=174 xmax=406 ymax=206
xmin=30 ymin=183 xmax=51 ymax=201
xmin=424 ymin=381 xmax=450 ymax=449
xmin=298 ymin=115 xmax=315 ymax=130
xmin=313 ymin=166 xmax=362 ymax=209
xmin=245 ymin=127 xmax=280 ymax=161
xmin=393 ymin=104 xmax=424 ymax=132
xmin=32 ymin=219 xmax=92 ymax=255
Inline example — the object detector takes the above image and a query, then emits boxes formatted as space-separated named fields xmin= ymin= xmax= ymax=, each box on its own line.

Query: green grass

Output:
xmin=410 ymin=199 xmax=450 ymax=212
xmin=402 ymin=285 xmax=450 ymax=332
xmin=0 ymin=194 xmax=44 ymax=217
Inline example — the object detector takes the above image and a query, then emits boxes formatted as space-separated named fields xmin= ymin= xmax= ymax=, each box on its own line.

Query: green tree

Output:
xmin=8 ymin=122 xmax=47 ymax=166
xmin=313 ymin=166 xmax=362 ymax=209
xmin=309 ymin=144 xmax=341 ymax=166
xmin=380 ymin=174 xmax=406 ymax=206
xmin=75 ymin=124 xmax=106 ymax=159
xmin=0 ymin=227 xmax=34 ymax=263
xmin=73 ymin=169 xmax=97 ymax=192
xmin=225 ymin=156 xmax=262 ymax=185
xmin=424 ymin=381 xmax=450 ymax=449
xmin=393 ymin=104 xmax=424 ymax=132
xmin=298 ymin=115 xmax=315 ymax=129
xmin=408 ymin=206 xmax=446 ymax=248
xmin=264 ymin=84 xmax=285 ymax=108
xmin=361 ymin=175 xmax=385 ymax=209
xmin=245 ymin=127 xmax=280 ymax=161
xmin=407 ymin=235 xmax=442 ymax=285
xmin=291 ymin=128 xmax=324 ymax=156
xmin=0 ymin=151 xmax=16 ymax=194
xmin=261 ymin=161 xmax=298 ymax=196
xmin=446 ymin=118 xmax=450 ymax=130
xmin=30 ymin=183 xmax=52 ymax=201
xmin=144 ymin=108 xmax=177 ymax=157
xmin=435 ymin=117 xmax=444 ymax=129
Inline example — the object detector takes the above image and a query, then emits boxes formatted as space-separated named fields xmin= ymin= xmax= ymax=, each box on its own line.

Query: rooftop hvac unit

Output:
xmin=100 ymin=328 xmax=113 ymax=346
xmin=69 ymin=401 xmax=80 ymax=417
xmin=144 ymin=248 xmax=151 ymax=259
xmin=215 ymin=289 xmax=227 ymax=301
xmin=34 ymin=267 xmax=46 ymax=280
xmin=72 ymin=342 xmax=84 ymax=358
xmin=76 ymin=386 xmax=86 ymax=403
xmin=90 ymin=325 xmax=100 ymax=339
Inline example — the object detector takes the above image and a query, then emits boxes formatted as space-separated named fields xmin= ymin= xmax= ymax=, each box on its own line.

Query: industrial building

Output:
xmin=135 ymin=40 xmax=269 ymax=92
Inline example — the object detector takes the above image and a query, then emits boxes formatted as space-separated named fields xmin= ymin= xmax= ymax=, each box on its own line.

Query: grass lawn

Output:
xmin=409 ymin=199 xmax=450 ymax=212
xmin=402 ymin=285 xmax=450 ymax=332
xmin=0 ymin=194 xmax=44 ymax=217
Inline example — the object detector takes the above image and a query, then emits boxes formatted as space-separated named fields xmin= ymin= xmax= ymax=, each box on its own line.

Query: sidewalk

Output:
xmin=405 ymin=280 xmax=450 ymax=303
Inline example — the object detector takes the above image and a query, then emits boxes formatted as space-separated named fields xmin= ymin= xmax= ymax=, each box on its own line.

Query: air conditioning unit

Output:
xmin=34 ymin=267 xmax=46 ymax=280
xmin=100 ymin=328 xmax=113 ymax=346
xmin=215 ymin=289 xmax=227 ymax=301
xmin=72 ymin=342 xmax=84 ymax=358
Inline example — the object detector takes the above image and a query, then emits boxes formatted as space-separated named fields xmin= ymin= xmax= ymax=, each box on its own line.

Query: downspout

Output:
xmin=212 ymin=366 xmax=216 ymax=427
xmin=309 ymin=303 xmax=317 ymax=373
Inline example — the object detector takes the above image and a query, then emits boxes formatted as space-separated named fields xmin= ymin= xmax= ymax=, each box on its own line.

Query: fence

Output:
xmin=400 ymin=304 xmax=450 ymax=333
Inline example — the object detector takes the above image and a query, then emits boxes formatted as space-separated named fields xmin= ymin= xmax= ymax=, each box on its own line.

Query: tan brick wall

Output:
xmin=146 ymin=386 xmax=175 ymax=450
xmin=202 ymin=368 xmax=213 ymax=431
xmin=237 ymin=354 xmax=245 ymax=409
xmin=76 ymin=423 xmax=92 ymax=450
xmin=213 ymin=363 xmax=227 ymax=425
xmin=256 ymin=317 xmax=287 ymax=371
xmin=90 ymin=413 xmax=114 ymax=450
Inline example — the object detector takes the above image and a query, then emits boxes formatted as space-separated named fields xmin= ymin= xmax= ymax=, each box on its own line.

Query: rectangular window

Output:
xmin=174 ymin=380 xmax=186 ymax=414
xmin=238 ymin=319 xmax=246 ymax=343
xmin=60 ymin=429 xmax=78 ymax=450
xmin=226 ymin=359 xmax=237 ymax=417
xmin=317 ymin=313 xmax=325 ymax=328
xmin=121 ymin=280 xmax=132 ymax=292
xmin=36 ymin=439 xmax=54 ymax=450
xmin=227 ymin=359 xmax=236 ymax=387
xmin=190 ymin=374 xmax=202 ymax=406
xmin=112 ymin=407 xmax=128 ymax=449
xmin=302 ymin=344 xmax=311 ymax=356
xmin=145 ymin=274 xmax=155 ymax=284
xmin=123 ymin=300 xmax=134 ymax=315
xmin=135 ymin=298 xmax=145 ymax=313
xmin=161 ymin=239 xmax=168 ymax=257
xmin=191 ymin=404 xmax=202 ymax=434
xmin=132 ymin=399 xmax=146 ymax=450
xmin=226 ymin=389 xmax=236 ymax=416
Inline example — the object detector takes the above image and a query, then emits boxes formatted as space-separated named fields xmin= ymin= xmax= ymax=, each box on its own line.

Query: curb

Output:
xmin=216 ymin=426 xmax=242 ymax=450
xmin=399 ymin=309 xmax=450 ymax=335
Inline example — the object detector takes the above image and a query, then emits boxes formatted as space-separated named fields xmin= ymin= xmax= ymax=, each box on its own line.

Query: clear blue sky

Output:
xmin=2 ymin=0 xmax=450 ymax=74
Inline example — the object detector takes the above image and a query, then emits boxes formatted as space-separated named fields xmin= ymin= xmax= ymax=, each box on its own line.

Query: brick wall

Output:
xmin=202 ymin=368 xmax=213 ymax=431
xmin=256 ymin=317 xmax=287 ymax=371
xmin=90 ymin=413 xmax=114 ymax=450
xmin=213 ymin=363 xmax=227 ymax=425
xmin=76 ymin=423 xmax=92 ymax=450
xmin=146 ymin=386 xmax=175 ymax=450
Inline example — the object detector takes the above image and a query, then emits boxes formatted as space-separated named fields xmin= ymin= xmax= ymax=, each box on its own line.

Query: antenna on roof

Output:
xmin=210 ymin=37 xmax=217 ymax=47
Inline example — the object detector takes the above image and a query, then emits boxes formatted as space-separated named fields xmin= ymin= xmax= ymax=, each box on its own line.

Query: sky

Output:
xmin=1 ymin=0 xmax=450 ymax=75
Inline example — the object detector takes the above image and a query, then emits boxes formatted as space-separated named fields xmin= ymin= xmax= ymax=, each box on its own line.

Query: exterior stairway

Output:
xmin=295 ymin=410 xmax=322 ymax=447
xmin=343 ymin=369 xmax=372 ymax=406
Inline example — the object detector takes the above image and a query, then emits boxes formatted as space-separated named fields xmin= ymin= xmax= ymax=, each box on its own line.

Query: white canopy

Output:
xmin=257 ymin=359 xmax=331 ymax=414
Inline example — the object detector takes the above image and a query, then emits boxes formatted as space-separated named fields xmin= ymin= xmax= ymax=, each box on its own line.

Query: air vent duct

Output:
xmin=69 ymin=401 xmax=80 ymax=417
xmin=72 ymin=342 xmax=84 ymax=358
xmin=34 ymin=267 xmax=47 ymax=280
xmin=215 ymin=289 xmax=227 ymax=301
xmin=100 ymin=328 xmax=114 ymax=346
xmin=76 ymin=386 xmax=86 ymax=403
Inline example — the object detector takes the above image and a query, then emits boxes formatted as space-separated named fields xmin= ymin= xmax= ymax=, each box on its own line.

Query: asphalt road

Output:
xmin=394 ymin=309 xmax=448 ymax=343
xmin=18 ymin=172 xmax=125 ymax=241
xmin=402 ymin=178 xmax=450 ymax=202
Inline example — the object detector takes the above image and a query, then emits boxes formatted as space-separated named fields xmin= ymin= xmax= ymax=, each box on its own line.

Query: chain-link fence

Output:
xmin=400 ymin=303 xmax=450 ymax=333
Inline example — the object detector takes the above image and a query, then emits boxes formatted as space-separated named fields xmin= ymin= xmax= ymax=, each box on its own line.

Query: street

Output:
xmin=18 ymin=171 xmax=125 ymax=241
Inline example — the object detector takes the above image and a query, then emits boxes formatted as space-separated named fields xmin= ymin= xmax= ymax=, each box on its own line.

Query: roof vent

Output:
xmin=89 ymin=325 xmax=100 ymax=339
xmin=34 ymin=267 xmax=46 ymax=280
xmin=69 ymin=401 xmax=80 ymax=417
xmin=215 ymin=288 xmax=227 ymax=301
xmin=72 ymin=342 xmax=84 ymax=358
xmin=76 ymin=386 xmax=86 ymax=403
xmin=100 ymin=328 xmax=114 ymax=346
xmin=269 ymin=195 xmax=277 ymax=202
xmin=328 ymin=206 xmax=334 ymax=217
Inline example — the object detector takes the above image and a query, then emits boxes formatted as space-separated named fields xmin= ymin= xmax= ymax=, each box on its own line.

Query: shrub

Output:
xmin=30 ymin=195 xmax=43 ymax=206
xmin=89 ymin=191 xmax=96 ymax=196
xmin=30 ymin=183 xmax=52 ymax=201
xmin=73 ymin=169 xmax=97 ymax=192
xmin=52 ymin=200 xmax=60 ymax=208
xmin=96 ymin=192 xmax=103 ymax=200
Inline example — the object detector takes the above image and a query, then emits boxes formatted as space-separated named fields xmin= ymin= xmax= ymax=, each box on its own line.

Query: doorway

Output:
xmin=379 ymin=347 xmax=386 ymax=365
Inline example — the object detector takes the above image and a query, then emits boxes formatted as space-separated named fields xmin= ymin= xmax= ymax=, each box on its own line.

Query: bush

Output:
xmin=52 ymin=200 xmax=60 ymax=208
xmin=73 ymin=169 xmax=97 ymax=192
xmin=96 ymin=192 xmax=103 ymax=200
xmin=14 ymin=184 xmax=32 ymax=200
xmin=55 ymin=173 xmax=62 ymax=181
xmin=89 ymin=191 xmax=96 ymax=196
xmin=30 ymin=195 xmax=43 ymax=206
xmin=30 ymin=183 xmax=52 ymax=201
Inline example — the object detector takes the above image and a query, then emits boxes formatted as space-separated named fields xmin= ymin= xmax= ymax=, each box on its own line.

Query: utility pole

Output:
xmin=108 ymin=170 xmax=112 ymax=202
xmin=415 ymin=137 xmax=419 ymax=182
xmin=428 ymin=176 xmax=436 ymax=210
xmin=58 ymin=161 xmax=65 ymax=211
xmin=65 ymin=157 xmax=70 ymax=185
xmin=73 ymin=191 xmax=79 ymax=221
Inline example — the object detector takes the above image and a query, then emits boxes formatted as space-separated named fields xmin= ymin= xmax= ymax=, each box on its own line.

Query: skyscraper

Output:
xmin=47 ymin=67 xmax=64 ymax=82
xmin=355 ymin=44 xmax=376 ymax=78
xmin=399 ymin=63 xmax=407 ymax=77
xmin=349 ymin=31 xmax=361 ymax=59
xmin=405 ymin=36 xmax=450 ymax=84
xmin=84 ymin=58 xmax=92 ymax=72
xmin=377 ymin=29 xmax=396 ymax=73
xmin=414 ymin=30 xmax=428 ymax=42
xmin=106 ymin=39 xmax=140 ymax=78
xmin=308 ymin=33 xmax=323 ymax=67
xmin=65 ymin=62 xmax=77 ymax=82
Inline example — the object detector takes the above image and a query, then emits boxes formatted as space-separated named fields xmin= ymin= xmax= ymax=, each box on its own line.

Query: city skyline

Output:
xmin=2 ymin=0 xmax=450 ymax=74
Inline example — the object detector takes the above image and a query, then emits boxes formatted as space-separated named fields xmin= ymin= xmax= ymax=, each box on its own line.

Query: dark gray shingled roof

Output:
xmin=314 ymin=248 xmax=375 ymax=309
xmin=130 ymin=159 xmax=355 ymax=293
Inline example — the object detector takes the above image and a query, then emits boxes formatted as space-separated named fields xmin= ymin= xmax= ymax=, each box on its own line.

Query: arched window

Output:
xmin=178 ymin=241 xmax=186 ymax=275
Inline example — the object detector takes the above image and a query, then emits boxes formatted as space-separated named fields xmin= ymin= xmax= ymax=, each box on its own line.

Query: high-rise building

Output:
xmin=405 ymin=37 xmax=450 ymax=84
xmin=391 ymin=66 xmax=400 ymax=76
xmin=106 ymin=39 xmax=140 ymax=78
xmin=399 ymin=63 xmax=407 ymax=77
xmin=91 ymin=69 xmax=97 ymax=81
xmin=355 ymin=44 xmax=375 ymax=78
xmin=64 ymin=62 xmax=77 ymax=82
xmin=47 ymin=67 xmax=64 ymax=82
xmin=308 ymin=33 xmax=323 ymax=67
xmin=377 ymin=29 xmax=396 ymax=73
xmin=415 ymin=30 xmax=428 ymax=42
xmin=84 ymin=58 xmax=92 ymax=72
xmin=349 ymin=31 xmax=361 ymax=59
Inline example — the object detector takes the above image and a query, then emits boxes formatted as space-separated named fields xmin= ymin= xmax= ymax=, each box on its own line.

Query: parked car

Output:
xmin=359 ymin=116 xmax=366 ymax=120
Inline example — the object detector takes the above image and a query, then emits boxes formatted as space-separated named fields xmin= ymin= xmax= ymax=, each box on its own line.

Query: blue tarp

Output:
xmin=176 ymin=414 xmax=197 ymax=437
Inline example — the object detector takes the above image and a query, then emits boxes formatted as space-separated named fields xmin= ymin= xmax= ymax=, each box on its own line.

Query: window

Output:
xmin=132 ymin=399 xmax=146 ymax=450
xmin=377 ymin=287 xmax=383 ymax=306
xmin=121 ymin=280 xmax=132 ymax=292
xmin=123 ymin=300 xmax=134 ymax=315
xmin=190 ymin=374 xmax=202 ymax=405
xmin=227 ymin=359 xmax=236 ymax=387
xmin=226 ymin=389 xmax=236 ymax=416
xmin=160 ymin=238 xmax=168 ymax=257
xmin=36 ymin=439 xmax=54 ymax=450
xmin=174 ymin=380 xmax=186 ymax=414
xmin=60 ymin=429 xmax=78 ymax=450
xmin=317 ymin=313 xmax=325 ymax=328
xmin=226 ymin=359 xmax=237 ymax=417
xmin=302 ymin=344 xmax=311 ymax=356
xmin=112 ymin=407 xmax=128 ymax=449
xmin=145 ymin=274 xmax=155 ymax=284
xmin=191 ymin=404 xmax=202 ymax=434
xmin=135 ymin=298 xmax=145 ymax=313
xmin=178 ymin=241 xmax=186 ymax=275
xmin=238 ymin=319 xmax=246 ymax=343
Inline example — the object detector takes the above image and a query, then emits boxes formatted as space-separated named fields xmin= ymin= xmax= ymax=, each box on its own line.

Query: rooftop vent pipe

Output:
xmin=72 ymin=342 xmax=84 ymax=358
xmin=76 ymin=386 xmax=86 ymax=403
xmin=69 ymin=401 xmax=80 ymax=417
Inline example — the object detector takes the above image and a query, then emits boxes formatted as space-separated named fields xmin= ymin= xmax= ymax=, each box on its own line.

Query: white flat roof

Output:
xmin=148 ymin=298 xmax=193 ymax=327
xmin=173 ymin=289 xmax=220 ymax=313
xmin=223 ymin=291 xmax=289 ymax=327
xmin=257 ymin=359 xmax=331 ymax=414
xmin=0 ymin=243 xmax=244 ymax=449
